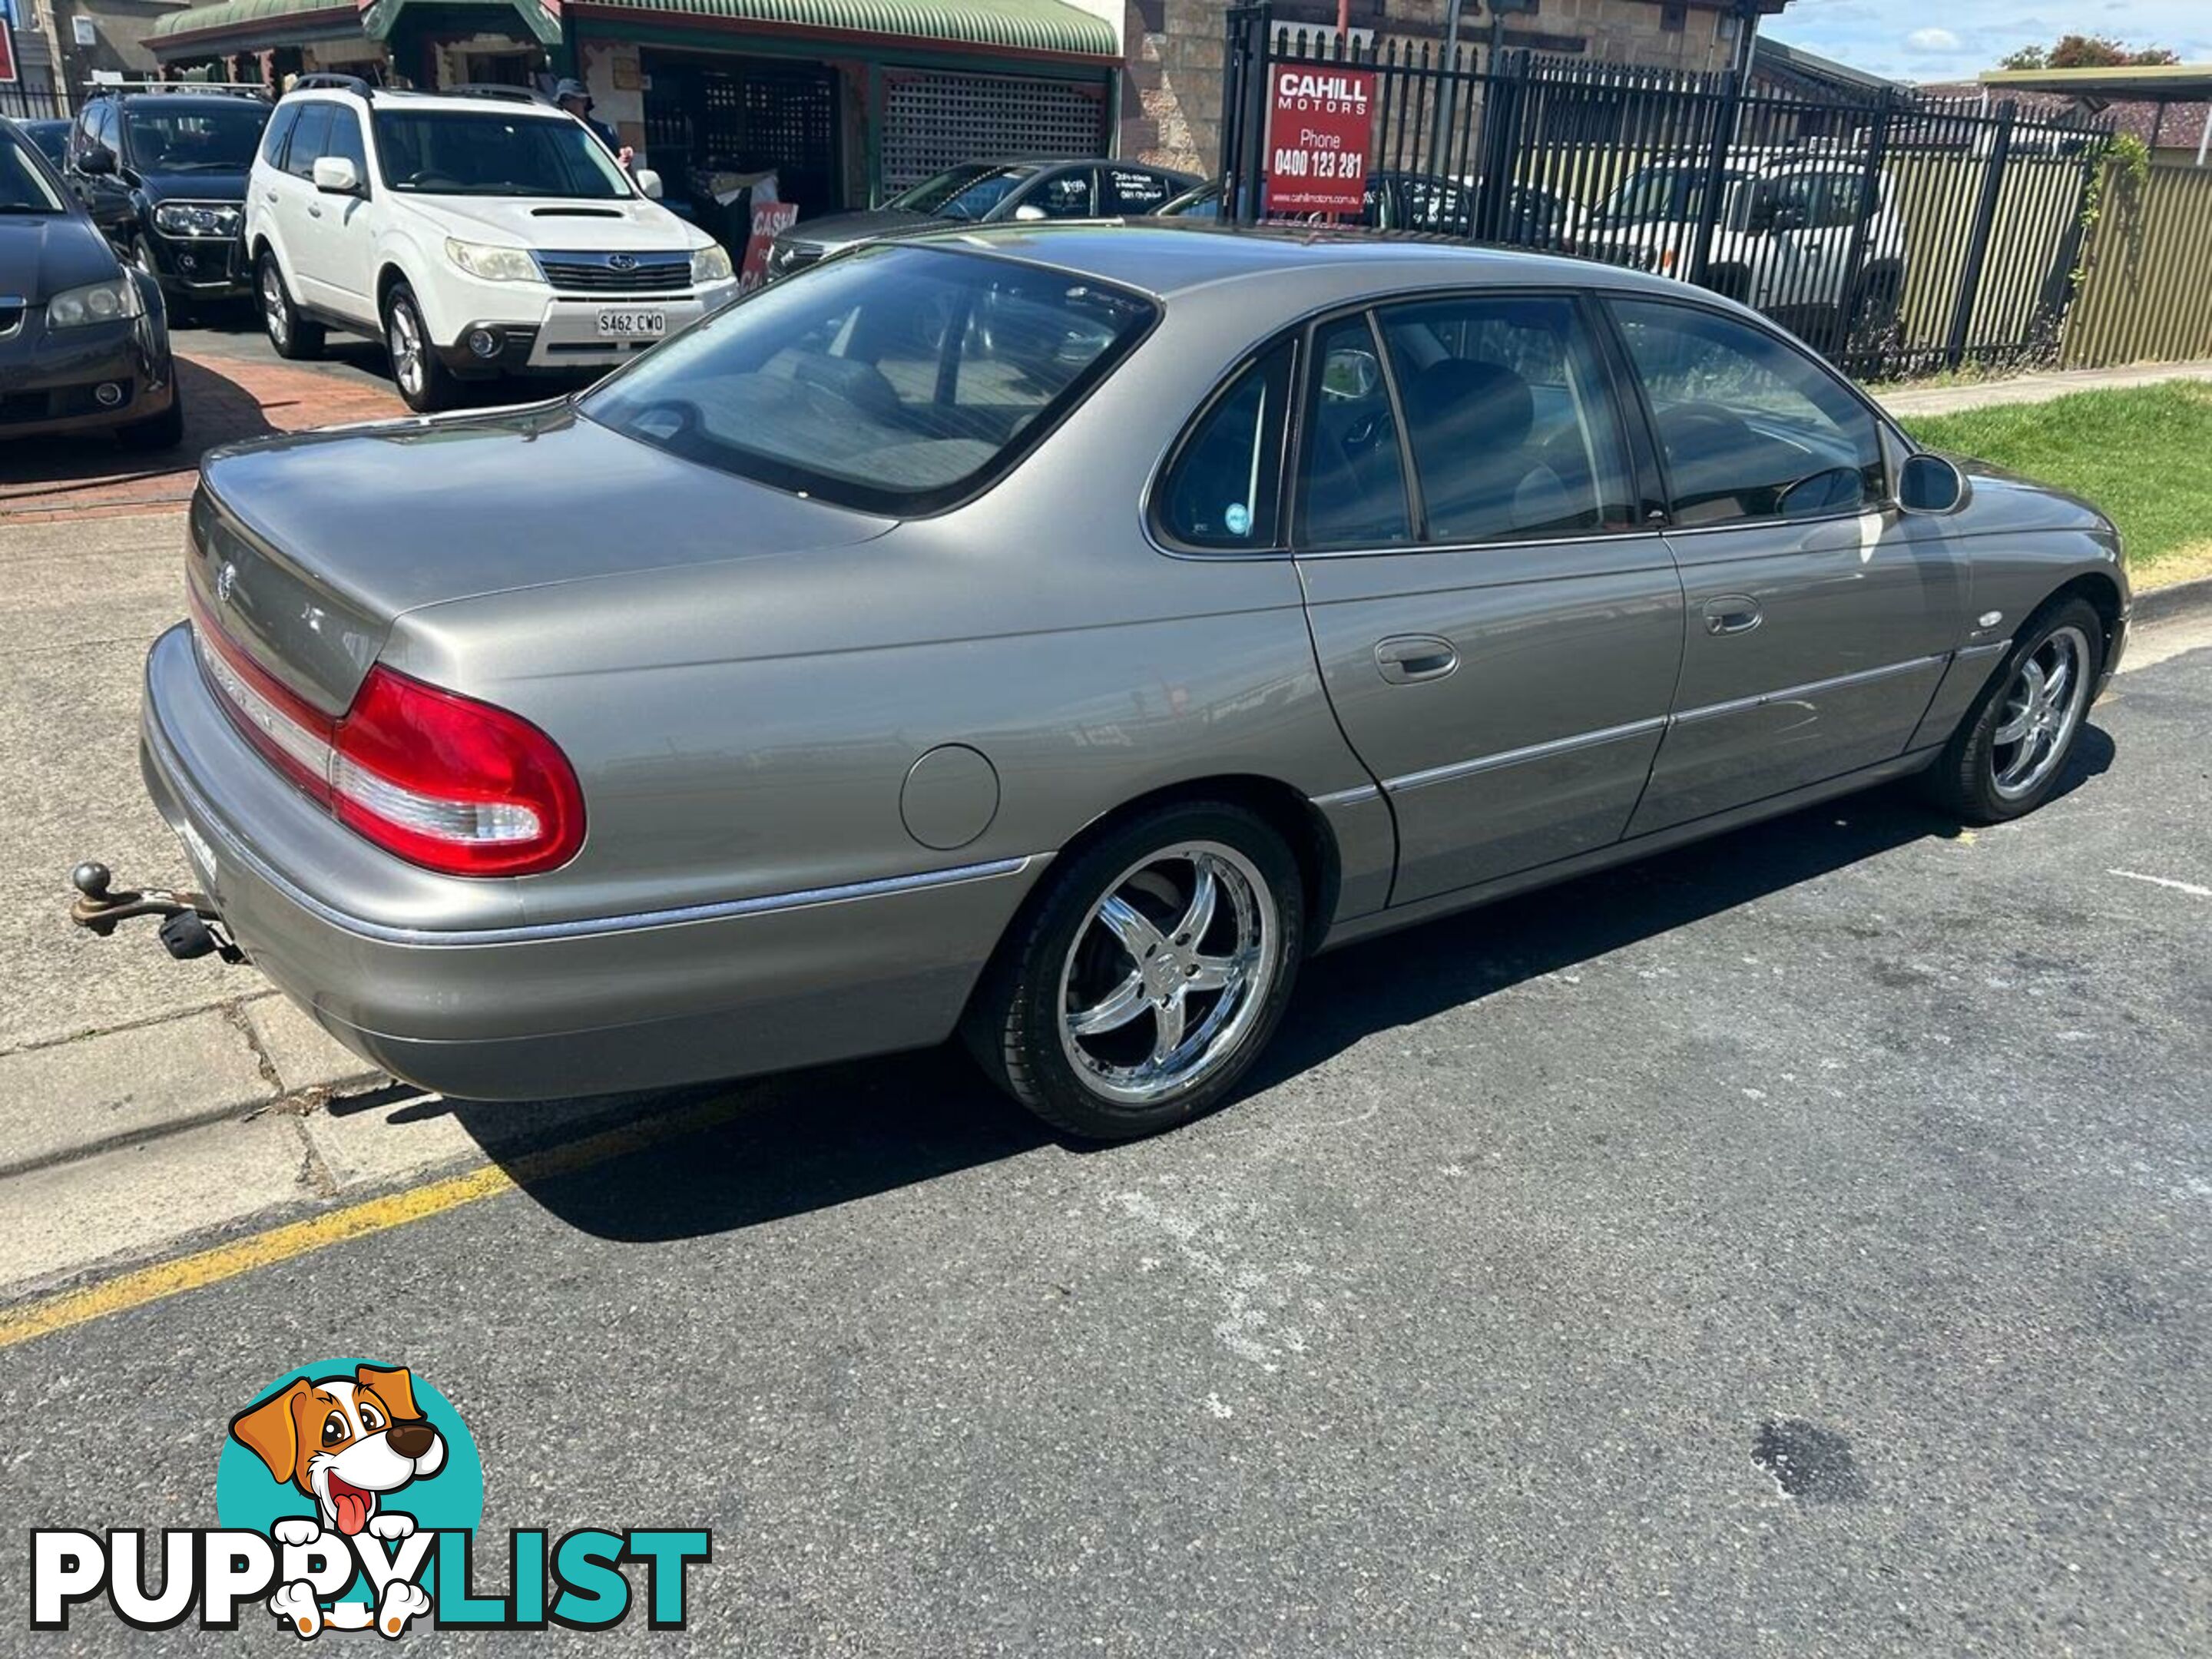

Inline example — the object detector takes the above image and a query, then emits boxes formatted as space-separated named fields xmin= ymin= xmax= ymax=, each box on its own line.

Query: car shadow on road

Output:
xmin=0 ymin=355 xmax=276 ymax=500
xmin=455 ymin=728 xmax=2114 ymax=1245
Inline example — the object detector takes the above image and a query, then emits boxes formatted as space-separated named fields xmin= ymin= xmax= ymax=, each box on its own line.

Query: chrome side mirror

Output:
xmin=1899 ymin=452 xmax=1967 ymax=515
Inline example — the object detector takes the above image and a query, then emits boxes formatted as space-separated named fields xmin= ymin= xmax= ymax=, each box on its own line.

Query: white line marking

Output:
xmin=2108 ymin=869 xmax=2212 ymax=899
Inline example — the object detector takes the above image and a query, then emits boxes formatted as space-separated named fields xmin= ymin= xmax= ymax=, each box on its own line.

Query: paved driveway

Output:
xmin=4 ymin=627 xmax=2206 ymax=1655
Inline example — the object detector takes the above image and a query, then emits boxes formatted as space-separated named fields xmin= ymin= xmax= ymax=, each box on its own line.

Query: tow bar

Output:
xmin=68 ymin=861 xmax=244 ymax=964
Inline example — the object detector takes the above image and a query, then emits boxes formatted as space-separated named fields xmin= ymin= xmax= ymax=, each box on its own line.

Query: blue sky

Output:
xmin=1767 ymin=0 xmax=2212 ymax=84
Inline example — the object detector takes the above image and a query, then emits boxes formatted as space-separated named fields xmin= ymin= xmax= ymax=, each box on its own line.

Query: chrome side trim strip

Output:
xmin=1310 ymin=783 xmax=1382 ymax=809
xmin=150 ymin=710 xmax=1038 ymax=947
xmin=1384 ymin=715 xmax=1667 ymax=796
xmin=1956 ymin=638 xmax=2012 ymax=661
xmin=1670 ymin=653 xmax=1949 ymax=727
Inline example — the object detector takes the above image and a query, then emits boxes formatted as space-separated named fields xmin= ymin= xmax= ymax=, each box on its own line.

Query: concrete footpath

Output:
xmin=1877 ymin=359 xmax=2212 ymax=419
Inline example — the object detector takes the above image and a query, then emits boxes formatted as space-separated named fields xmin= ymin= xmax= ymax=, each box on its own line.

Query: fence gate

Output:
xmin=1220 ymin=2 xmax=2110 ymax=382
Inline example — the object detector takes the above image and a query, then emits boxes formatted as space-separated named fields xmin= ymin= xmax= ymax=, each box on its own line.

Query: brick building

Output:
xmin=1122 ymin=0 xmax=1789 ymax=173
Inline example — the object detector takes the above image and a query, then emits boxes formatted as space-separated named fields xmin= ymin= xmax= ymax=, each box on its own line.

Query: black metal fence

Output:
xmin=0 ymin=81 xmax=70 ymax=124
xmin=1220 ymin=4 xmax=2111 ymax=381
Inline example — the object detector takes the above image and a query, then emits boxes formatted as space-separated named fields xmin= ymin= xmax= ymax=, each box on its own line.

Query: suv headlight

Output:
xmin=154 ymin=202 xmax=243 ymax=238
xmin=445 ymin=239 xmax=541 ymax=283
xmin=46 ymin=277 xmax=145 ymax=329
xmin=690 ymin=243 xmax=733 ymax=285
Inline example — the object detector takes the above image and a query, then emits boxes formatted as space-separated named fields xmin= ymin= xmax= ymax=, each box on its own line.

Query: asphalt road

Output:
xmin=3 ymin=637 xmax=2207 ymax=1656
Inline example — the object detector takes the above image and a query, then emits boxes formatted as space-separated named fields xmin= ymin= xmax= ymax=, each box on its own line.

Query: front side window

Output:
xmin=121 ymin=103 xmax=269 ymax=173
xmin=283 ymin=105 xmax=332 ymax=182
xmin=582 ymin=244 xmax=1156 ymax=515
xmin=1298 ymin=313 xmax=1412 ymax=549
xmin=1029 ymin=169 xmax=1096 ymax=219
xmin=1377 ymin=293 xmax=1635 ymax=543
xmin=1612 ymin=298 xmax=1884 ymax=526
xmin=371 ymin=111 xmax=631 ymax=198
xmin=324 ymin=108 xmax=369 ymax=181
xmin=1157 ymin=340 xmax=1293 ymax=549
xmin=260 ymin=102 xmax=302 ymax=168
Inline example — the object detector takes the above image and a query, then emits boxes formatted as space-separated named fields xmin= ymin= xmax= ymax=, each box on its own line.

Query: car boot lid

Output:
xmin=193 ymin=404 xmax=895 ymax=713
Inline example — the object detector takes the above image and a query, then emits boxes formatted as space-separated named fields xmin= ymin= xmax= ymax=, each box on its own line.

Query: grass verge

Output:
xmin=1902 ymin=379 xmax=2212 ymax=588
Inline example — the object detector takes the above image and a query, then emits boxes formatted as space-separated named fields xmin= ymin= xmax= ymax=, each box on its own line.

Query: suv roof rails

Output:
xmin=290 ymin=72 xmax=377 ymax=100
xmin=442 ymin=83 xmax=555 ymax=105
xmin=89 ymin=80 xmax=268 ymax=98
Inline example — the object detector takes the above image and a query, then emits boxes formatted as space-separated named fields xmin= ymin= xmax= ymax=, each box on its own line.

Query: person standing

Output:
xmin=554 ymin=78 xmax=633 ymax=171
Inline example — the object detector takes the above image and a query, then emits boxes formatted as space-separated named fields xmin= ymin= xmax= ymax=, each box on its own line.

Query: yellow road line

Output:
xmin=0 ymin=1091 xmax=743 ymax=1350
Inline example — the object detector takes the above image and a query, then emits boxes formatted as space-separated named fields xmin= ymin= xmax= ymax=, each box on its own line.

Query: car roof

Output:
xmin=892 ymin=219 xmax=1684 ymax=303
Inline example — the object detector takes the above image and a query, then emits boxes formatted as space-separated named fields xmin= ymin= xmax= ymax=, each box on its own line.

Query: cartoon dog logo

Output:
xmin=230 ymin=1364 xmax=445 ymax=1637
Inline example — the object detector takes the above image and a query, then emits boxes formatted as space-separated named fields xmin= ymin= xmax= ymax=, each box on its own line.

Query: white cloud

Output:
xmin=1904 ymin=28 xmax=1962 ymax=54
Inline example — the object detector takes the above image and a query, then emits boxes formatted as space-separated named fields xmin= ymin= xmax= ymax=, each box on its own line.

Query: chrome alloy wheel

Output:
xmin=388 ymin=301 xmax=426 ymax=399
xmin=1057 ymin=842 xmax=1279 ymax=1107
xmin=1992 ymin=624 xmax=2091 ymax=800
xmin=261 ymin=260 xmax=289 ymax=349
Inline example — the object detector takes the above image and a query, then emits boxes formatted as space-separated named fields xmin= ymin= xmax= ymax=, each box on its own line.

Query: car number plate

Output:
xmin=598 ymin=310 xmax=667 ymax=339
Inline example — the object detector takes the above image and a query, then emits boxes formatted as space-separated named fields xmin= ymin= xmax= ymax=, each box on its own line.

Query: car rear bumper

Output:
xmin=138 ymin=622 xmax=1041 ymax=1101
xmin=0 ymin=314 xmax=176 ymax=439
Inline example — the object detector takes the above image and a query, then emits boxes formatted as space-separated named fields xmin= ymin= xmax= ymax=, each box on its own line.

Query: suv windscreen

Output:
xmin=0 ymin=134 xmax=65 ymax=212
xmin=371 ymin=111 xmax=631 ymax=198
xmin=888 ymin=164 xmax=1038 ymax=221
xmin=1601 ymin=165 xmax=1750 ymax=226
xmin=122 ymin=103 xmax=268 ymax=173
xmin=582 ymin=243 xmax=1156 ymax=515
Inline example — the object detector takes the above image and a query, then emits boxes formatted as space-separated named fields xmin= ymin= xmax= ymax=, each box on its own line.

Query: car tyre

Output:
xmin=258 ymin=250 xmax=322 ymax=360
xmin=382 ymin=283 xmax=455 ymax=414
xmin=114 ymin=380 xmax=186 ymax=451
xmin=1923 ymin=594 xmax=2104 ymax=825
xmin=963 ymin=803 xmax=1305 ymax=1141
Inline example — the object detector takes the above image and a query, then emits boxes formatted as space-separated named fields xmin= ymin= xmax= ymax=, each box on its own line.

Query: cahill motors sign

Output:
xmin=1266 ymin=67 xmax=1375 ymax=217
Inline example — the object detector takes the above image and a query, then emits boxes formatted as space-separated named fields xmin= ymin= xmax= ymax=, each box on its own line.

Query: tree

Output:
xmin=1998 ymin=35 xmax=2181 ymax=72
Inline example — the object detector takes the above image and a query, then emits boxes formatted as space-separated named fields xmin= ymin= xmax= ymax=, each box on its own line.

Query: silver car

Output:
xmin=114 ymin=224 xmax=2128 ymax=1140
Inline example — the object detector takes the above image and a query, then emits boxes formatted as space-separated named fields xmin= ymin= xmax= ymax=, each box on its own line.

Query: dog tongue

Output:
xmin=331 ymin=1484 xmax=371 ymax=1536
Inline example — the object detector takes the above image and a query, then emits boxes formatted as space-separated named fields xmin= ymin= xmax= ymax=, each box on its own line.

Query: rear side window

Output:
xmin=1103 ymin=167 xmax=1173 ymax=214
xmin=1376 ymin=293 xmax=1635 ymax=543
xmin=1612 ymin=299 xmax=1884 ymax=525
xmin=581 ymin=243 xmax=1156 ymax=515
xmin=1157 ymin=340 xmax=1293 ymax=550
xmin=260 ymin=102 xmax=301 ymax=168
xmin=283 ymin=104 xmax=333 ymax=181
xmin=1298 ymin=313 xmax=1412 ymax=549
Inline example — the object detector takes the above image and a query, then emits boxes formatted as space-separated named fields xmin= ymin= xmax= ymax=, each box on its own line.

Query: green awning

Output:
xmin=575 ymin=0 xmax=1118 ymax=59
xmin=151 ymin=0 xmax=362 ymax=48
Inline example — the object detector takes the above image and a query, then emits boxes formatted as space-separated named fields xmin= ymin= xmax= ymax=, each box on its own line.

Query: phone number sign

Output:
xmin=1266 ymin=68 xmax=1374 ymax=216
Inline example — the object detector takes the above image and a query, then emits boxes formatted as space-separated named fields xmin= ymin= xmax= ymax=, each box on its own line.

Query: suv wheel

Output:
xmin=258 ymin=250 xmax=322 ymax=360
xmin=382 ymin=283 xmax=455 ymax=414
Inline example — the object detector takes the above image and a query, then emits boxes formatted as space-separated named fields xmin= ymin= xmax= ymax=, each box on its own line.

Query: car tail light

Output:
xmin=191 ymin=594 xmax=584 ymax=877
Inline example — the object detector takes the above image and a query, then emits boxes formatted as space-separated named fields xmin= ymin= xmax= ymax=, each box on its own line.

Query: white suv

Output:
xmin=245 ymin=78 xmax=738 ymax=412
xmin=1580 ymin=154 xmax=1907 ymax=356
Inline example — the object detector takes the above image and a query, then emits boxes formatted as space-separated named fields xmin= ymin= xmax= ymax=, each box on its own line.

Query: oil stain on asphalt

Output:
xmin=1753 ymin=1419 xmax=1871 ymax=1502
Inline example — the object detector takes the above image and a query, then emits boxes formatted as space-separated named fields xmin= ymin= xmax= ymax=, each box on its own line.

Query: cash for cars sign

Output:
xmin=1265 ymin=67 xmax=1374 ymax=216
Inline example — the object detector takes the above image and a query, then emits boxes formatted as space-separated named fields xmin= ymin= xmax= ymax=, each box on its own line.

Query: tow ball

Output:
xmin=68 ymin=862 xmax=244 ymax=964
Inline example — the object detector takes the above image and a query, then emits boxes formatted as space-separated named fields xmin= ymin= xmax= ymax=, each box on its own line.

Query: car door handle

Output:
xmin=306 ymin=204 xmax=322 ymax=218
xmin=1702 ymin=597 xmax=1762 ymax=636
xmin=1374 ymin=635 xmax=1459 ymax=684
